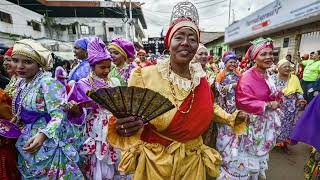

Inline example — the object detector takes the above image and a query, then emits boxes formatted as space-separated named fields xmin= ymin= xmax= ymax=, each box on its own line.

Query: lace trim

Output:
xmin=156 ymin=58 xmax=206 ymax=91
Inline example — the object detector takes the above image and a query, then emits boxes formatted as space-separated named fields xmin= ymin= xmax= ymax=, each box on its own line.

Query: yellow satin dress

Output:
xmin=108 ymin=64 xmax=245 ymax=180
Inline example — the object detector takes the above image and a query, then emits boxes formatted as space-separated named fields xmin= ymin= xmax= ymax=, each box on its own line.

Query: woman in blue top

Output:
xmin=69 ymin=37 xmax=91 ymax=82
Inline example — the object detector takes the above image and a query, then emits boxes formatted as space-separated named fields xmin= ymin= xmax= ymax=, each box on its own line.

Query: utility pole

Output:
xmin=123 ymin=1 xmax=128 ymax=39
xmin=232 ymin=9 xmax=235 ymax=23
xmin=129 ymin=0 xmax=133 ymax=42
xmin=228 ymin=0 xmax=231 ymax=25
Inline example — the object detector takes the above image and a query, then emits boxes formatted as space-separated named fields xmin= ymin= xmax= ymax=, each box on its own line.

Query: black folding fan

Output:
xmin=87 ymin=86 xmax=175 ymax=123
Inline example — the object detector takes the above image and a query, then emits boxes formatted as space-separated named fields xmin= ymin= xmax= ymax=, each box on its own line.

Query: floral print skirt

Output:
xmin=217 ymin=110 xmax=281 ymax=180
xmin=304 ymin=148 xmax=320 ymax=180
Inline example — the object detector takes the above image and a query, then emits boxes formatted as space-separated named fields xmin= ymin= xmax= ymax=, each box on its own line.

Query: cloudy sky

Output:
xmin=136 ymin=0 xmax=275 ymax=37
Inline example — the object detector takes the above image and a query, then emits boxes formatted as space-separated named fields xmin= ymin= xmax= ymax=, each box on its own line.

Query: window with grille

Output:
xmin=68 ymin=25 xmax=77 ymax=34
xmin=80 ymin=25 xmax=90 ymax=35
xmin=210 ymin=49 xmax=214 ymax=56
xmin=0 ymin=11 xmax=12 ymax=24
xmin=89 ymin=27 xmax=95 ymax=35
xmin=283 ymin=37 xmax=290 ymax=48
xmin=32 ymin=21 xmax=41 ymax=31
xmin=115 ymin=27 xmax=123 ymax=35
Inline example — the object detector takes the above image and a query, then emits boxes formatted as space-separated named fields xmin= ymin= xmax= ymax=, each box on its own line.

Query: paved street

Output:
xmin=267 ymin=110 xmax=310 ymax=180
xmin=208 ymin=143 xmax=310 ymax=180
xmin=267 ymin=143 xmax=310 ymax=180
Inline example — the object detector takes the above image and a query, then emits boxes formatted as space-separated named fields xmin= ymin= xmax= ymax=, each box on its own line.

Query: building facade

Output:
xmin=204 ymin=36 xmax=229 ymax=58
xmin=225 ymin=0 xmax=320 ymax=63
xmin=200 ymin=32 xmax=228 ymax=58
xmin=48 ymin=17 xmax=145 ymax=45
xmin=142 ymin=37 xmax=165 ymax=54
xmin=1 ymin=0 xmax=147 ymax=50
xmin=0 ymin=1 xmax=46 ymax=47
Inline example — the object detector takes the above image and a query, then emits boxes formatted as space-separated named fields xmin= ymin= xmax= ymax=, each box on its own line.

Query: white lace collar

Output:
xmin=156 ymin=58 xmax=206 ymax=91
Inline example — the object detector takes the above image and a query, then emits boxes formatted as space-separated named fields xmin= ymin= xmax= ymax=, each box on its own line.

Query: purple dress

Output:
xmin=216 ymin=72 xmax=239 ymax=113
xmin=291 ymin=94 xmax=320 ymax=151
xmin=68 ymin=60 xmax=91 ymax=82
xmin=55 ymin=66 xmax=67 ymax=86
xmin=291 ymin=94 xmax=320 ymax=180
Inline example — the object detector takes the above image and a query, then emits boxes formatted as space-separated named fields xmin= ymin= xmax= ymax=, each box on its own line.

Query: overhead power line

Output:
xmin=194 ymin=0 xmax=224 ymax=5
xmin=197 ymin=0 xmax=227 ymax=9
xmin=201 ymin=11 xmax=226 ymax=20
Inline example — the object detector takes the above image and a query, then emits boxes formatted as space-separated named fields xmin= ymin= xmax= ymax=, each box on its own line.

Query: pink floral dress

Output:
xmin=218 ymin=70 xmax=282 ymax=180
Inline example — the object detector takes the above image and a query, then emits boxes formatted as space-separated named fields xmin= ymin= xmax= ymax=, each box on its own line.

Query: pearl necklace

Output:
xmin=12 ymin=71 xmax=43 ymax=120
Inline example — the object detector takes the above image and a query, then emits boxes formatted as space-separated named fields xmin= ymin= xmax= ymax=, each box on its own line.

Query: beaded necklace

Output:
xmin=117 ymin=64 xmax=130 ymax=81
xmin=88 ymin=72 xmax=109 ymax=90
xmin=4 ymin=75 xmax=18 ymax=98
xmin=168 ymin=66 xmax=195 ymax=114
xmin=12 ymin=71 xmax=43 ymax=120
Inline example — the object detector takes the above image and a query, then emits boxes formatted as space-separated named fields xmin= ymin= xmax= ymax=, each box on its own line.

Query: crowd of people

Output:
xmin=0 ymin=1 xmax=320 ymax=180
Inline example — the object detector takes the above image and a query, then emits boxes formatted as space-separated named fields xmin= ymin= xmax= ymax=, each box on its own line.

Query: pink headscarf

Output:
xmin=87 ymin=37 xmax=111 ymax=66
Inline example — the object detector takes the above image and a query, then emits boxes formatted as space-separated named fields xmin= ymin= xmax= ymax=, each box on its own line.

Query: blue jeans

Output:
xmin=301 ymin=79 xmax=320 ymax=102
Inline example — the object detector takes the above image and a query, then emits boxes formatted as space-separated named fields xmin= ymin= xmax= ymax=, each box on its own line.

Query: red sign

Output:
xmin=252 ymin=20 xmax=270 ymax=31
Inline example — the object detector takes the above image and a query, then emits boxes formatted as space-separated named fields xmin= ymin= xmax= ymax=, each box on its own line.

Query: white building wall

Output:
xmin=0 ymin=0 xmax=45 ymax=46
xmin=53 ymin=17 xmax=143 ymax=43
xmin=0 ymin=1 xmax=145 ymax=47
xmin=300 ymin=31 xmax=320 ymax=55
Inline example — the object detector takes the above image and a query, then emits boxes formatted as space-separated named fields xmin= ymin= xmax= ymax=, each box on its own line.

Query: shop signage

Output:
xmin=225 ymin=0 xmax=320 ymax=43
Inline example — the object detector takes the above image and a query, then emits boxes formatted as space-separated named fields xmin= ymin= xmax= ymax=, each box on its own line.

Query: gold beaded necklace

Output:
xmin=168 ymin=66 xmax=195 ymax=114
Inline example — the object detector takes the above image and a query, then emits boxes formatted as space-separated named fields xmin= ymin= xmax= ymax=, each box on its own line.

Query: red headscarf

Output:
xmin=164 ymin=17 xmax=199 ymax=49
xmin=4 ymin=47 xmax=13 ymax=57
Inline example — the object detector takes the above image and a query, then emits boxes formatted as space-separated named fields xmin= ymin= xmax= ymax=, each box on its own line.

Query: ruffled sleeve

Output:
xmin=128 ymin=67 xmax=145 ymax=88
xmin=107 ymin=68 xmax=144 ymax=150
xmin=213 ymin=104 xmax=246 ymax=135
xmin=39 ymin=77 xmax=67 ymax=140
xmin=67 ymin=80 xmax=90 ymax=125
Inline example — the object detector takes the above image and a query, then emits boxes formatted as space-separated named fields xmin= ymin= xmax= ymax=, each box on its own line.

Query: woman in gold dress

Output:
xmin=107 ymin=2 xmax=247 ymax=180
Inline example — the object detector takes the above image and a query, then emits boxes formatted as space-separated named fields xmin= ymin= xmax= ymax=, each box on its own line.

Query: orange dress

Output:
xmin=0 ymin=88 xmax=20 ymax=180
